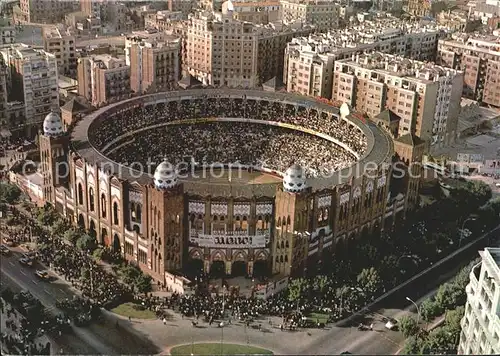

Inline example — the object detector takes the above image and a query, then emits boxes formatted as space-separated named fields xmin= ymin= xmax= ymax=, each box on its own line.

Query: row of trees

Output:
xmin=0 ymin=182 xmax=21 ymax=205
xmin=33 ymin=204 xmax=153 ymax=294
xmin=399 ymin=260 xmax=480 ymax=354
xmin=287 ymin=180 xmax=495 ymax=318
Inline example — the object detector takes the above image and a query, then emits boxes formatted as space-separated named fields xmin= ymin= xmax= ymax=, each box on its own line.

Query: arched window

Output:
xmin=136 ymin=205 xmax=142 ymax=222
xmin=285 ymin=240 xmax=289 ymax=248
xmin=284 ymin=255 xmax=288 ymax=263
xmin=113 ymin=202 xmax=119 ymax=225
xmin=77 ymin=183 xmax=83 ymax=205
xmin=280 ymin=255 xmax=284 ymax=263
xmin=101 ymin=194 xmax=106 ymax=218
xmin=89 ymin=187 xmax=95 ymax=212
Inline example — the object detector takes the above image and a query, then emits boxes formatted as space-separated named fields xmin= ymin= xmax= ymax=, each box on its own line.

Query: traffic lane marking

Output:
xmin=32 ymin=279 xmax=38 ymax=284
xmin=20 ymin=269 xmax=27 ymax=276
xmin=44 ymin=289 xmax=51 ymax=295
xmin=9 ymin=261 xmax=14 ymax=266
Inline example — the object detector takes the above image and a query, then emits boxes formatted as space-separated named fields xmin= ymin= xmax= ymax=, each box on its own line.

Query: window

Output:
xmin=101 ymin=194 xmax=106 ymax=218
xmin=113 ymin=202 xmax=119 ymax=225
xmin=88 ymin=187 xmax=95 ymax=212
xmin=77 ymin=183 xmax=83 ymax=205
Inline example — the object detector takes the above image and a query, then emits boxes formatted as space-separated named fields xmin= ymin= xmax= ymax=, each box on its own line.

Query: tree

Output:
xmin=36 ymin=205 xmax=58 ymax=226
xmin=313 ymin=275 xmax=329 ymax=293
xmin=420 ymin=299 xmax=443 ymax=322
xmin=356 ymin=267 xmax=382 ymax=296
xmin=64 ymin=229 xmax=81 ymax=245
xmin=445 ymin=306 xmax=464 ymax=335
xmin=435 ymin=283 xmax=465 ymax=311
xmin=76 ymin=234 xmax=97 ymax=252
xmin=288 ymin=278 xmax=309 ymax=302
xmin=134 ymin=273 xmax=152 ymax=294
xmin=399 ymin=315 xmax=419 ymax=338
xmin=425 ymin=326 xmax=455 ymax=354
xmin=0 ymin=183 xmax=21 ymax=204
xmin=52 ymin=218 xmax=70 ymax=237
xmin=92 ymin=247 xmax=104 ymax=261
xmin=402 ymin=335 xmax=426 ymax=354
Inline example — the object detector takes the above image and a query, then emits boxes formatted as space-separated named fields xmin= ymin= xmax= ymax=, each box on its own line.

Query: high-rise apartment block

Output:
xmin=0 ymin=18 xmax=16 ymax=46
xmin=128 ymin=36 xmax=181 ymax=94
xmin=280 ymin=0 xmax=340 ymax=31
xmin=184 ymin=11 xmax=313 ymax=88
xmin=284 ymin=18 xmax=447 ymax=98
xmin=0 ymin=44 xmax=59 ymax=137
xmin=437 ymin=34 xmax=500 ymax=108
xmin=77 ymin=55 xmax=130 ymax=107
xmin=458 ymin=247 xmax=500 ymax=355
xmin=43 ymin=25 xmax=77 ymax=78
xmin=80 ymin=0 xmax=103 ymax=18
xmin=0 ymin=56 xmax=7 ymax=125
xmin=331 ymin=52 xmax=463 ymax=149
xmin=15 ymin=0 xmax=79 ymax=23
xmin=222 ymin=0 xmax=282 ymax=24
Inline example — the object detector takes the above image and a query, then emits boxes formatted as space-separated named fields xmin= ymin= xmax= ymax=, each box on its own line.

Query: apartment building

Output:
xmin=42 ymin=25 xmax=77 ymax=78
xmin=128 ymin=36 xmax=181 ymax=94
xmin=168 ymin=0 xmax=194 ymax=17
xmin=145 ymin=11 xmax=184 ymax=31
xmin=15 ymin=0 xmax=79 ymax=23
xmin=284 ymin=18 xmax=448 ymax=98
xmin=437 ymin=34 xmax=500 ymax=108
xmin=222 ymin=0 xmax=282 ymax=24
xmin=331 ymin=52 xmax=463 ymax=149
xmin=80 ymin=0 xmax=103 ymax=18
xmin=0 ymin=18 xmax=16 ymax=46
xmin=280 ymin=0 xmax=339 ymax=31
xmin=0 ymin=56 xmax=7 ymax=125
xmin=458 ymin=247 xmax=500 ymax=355
xmin=184 ymin=11 xmax=313 ymax=88
xmin=77 ymin=55 xmax=130 ymax=107
xmin=0 ymin=44 xmax=59 ymax=137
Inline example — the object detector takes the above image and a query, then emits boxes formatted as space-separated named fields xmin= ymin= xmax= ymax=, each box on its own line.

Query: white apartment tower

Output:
xmin=458 ymin=248 xmax=500 ymax=355
xmin=0 ymin=44 xmax=59 ymax=137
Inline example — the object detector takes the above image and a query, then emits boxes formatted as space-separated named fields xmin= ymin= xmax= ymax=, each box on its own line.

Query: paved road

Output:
xmin=0 ymin=247 xmax=158 ymax=355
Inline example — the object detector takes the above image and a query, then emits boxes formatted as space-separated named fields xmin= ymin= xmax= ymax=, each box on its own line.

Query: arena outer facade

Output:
xmin=38 ymin=89 xmax=424 ymax=286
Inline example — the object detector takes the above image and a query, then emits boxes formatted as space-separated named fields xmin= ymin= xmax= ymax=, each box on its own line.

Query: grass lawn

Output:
xmin=111 ymin=302 xmax=156 ymax=319
xmin=307 ymin=312 xmax=330 ymax=323
xmin=170 ymin=343 xmax=273 ymax=355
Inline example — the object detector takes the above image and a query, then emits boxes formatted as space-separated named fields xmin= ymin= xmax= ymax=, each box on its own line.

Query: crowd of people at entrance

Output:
xmin=90 ymin=97 xmax=367 ymax=177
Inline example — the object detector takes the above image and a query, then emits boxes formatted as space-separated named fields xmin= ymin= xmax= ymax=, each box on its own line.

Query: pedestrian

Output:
xmin=128 ymin=316 xmax=131 ymax=322
xmin=369 ymin=323 xmax=374 ymax=331
xmin=163 ymin=317 xmax=167 ymax=325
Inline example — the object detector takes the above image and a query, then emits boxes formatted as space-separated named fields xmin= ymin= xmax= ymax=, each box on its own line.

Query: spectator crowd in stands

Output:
xmin=89 ymin=97 xmax=367 ymax=177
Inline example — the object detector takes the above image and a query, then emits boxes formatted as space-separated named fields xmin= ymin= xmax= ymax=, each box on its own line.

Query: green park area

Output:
xmin=170 ymin=343 xmax=273 ymax=355
xmin=111 ymin=302 xmax=156 ymax=319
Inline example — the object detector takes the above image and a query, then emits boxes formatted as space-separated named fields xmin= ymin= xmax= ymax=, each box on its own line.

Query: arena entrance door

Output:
xmin=210 ymin=261 xmax=225 ymax=279
xmin=231 ymin=261 xmax=247 ymax=277
xmin=113 ymin=234 xmax=121 ymax=253
xmin=77 ymin=214 xmax=85 ymax=229
xmin=187 ymin=258 xmax=204 ymax=278
xmin=252 ymin=260 xmax=268 ymax=280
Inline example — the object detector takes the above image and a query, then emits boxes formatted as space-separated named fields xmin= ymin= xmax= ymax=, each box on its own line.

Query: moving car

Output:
xmin=35 ymin=270 xmax=49 ymax=280
xmin=0 ymin=244 xmax=11 ymax=255
xmin=19 ymin=256 xmax=33 ymax=267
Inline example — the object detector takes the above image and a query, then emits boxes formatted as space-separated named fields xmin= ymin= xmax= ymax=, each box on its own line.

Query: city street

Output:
xmin=0 ymin=247 xmax=158 ymax=355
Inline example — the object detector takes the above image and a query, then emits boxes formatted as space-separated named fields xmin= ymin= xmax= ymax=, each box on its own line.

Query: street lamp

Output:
xmin=459 ymin=217 xmax=477 ymax=248
xmin=406 ymin=296 xmax=420 ymax=324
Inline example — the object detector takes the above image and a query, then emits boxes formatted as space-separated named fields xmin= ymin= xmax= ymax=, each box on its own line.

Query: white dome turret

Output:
xmin=154 ymin=159 xmax=178 ymax=190
xmin=283 ymin=164 xmax=307 ymax=193
xmin=43 ymin=112 xmax=64 ymax=137
xmin=339 ymin=102 xmax=350 ymax=120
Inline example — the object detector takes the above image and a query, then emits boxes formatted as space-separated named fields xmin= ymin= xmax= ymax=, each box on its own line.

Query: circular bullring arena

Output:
xmin=70 ymin=89 xmax=393 ymax=279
